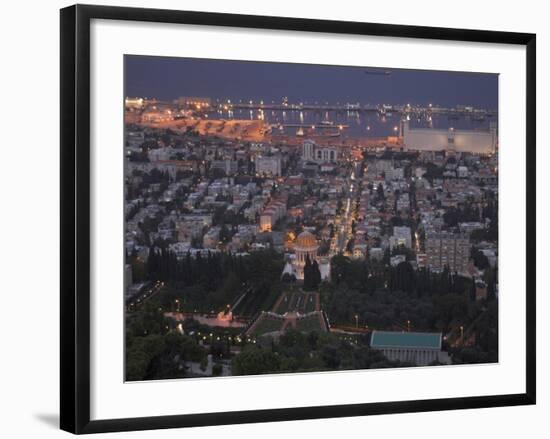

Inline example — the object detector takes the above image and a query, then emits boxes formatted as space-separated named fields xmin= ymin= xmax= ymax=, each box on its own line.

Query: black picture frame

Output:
xmin=60 ymin=4 xmax=536 ymax=434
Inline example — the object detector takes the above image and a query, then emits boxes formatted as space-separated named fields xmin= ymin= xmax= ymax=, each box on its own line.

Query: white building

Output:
xmin=302 ymin=139 xmax=338 ymax=163
xmin=255 ymin=155 xmax=282 ymax=176
xmin=370 ymin=331 xmax=450 ymax=366
xmin=302 ymin=139 xmax=316 ymax=161
xmin=125 ymin=97 xmax=144 ymax=109
xmin=403 ymin=120 xmax=497 ymax=154
xmin=396 ymin=193 xmax=410 ymax=211
xmin=415 ymin=167 xmax=426 ymax=179
xmin=259 ymin=200 xmax=286 ymax=232
xmin=457 ymin=165 xmax=469 ymax=178
xmin=390 ymin=254 xmax=407 ymax=267
xmin=259 ymin=210 xmax=276 ymax=232
xmin=459 ymin=221 xmax=485 ymax=236
xmin=389 ymin=226 xmax=412 ymax=250
xmin=203 ymin=227 xmax=221 ymax=249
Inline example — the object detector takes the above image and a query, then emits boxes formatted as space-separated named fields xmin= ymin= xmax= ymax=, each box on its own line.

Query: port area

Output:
xmin=132 ymin=117 xmax=269 ymax=142
xmin=129 ymin=116 xmax=403 ymax=149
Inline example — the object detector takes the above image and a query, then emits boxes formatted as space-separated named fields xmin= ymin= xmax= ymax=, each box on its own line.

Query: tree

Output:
xmin=330 ymin=254 xmax=351 ymax=285
xmin=126 ymin=332 xmax=204 ymax=381
xmin=394 ymin=261 xmax=416 ymax=294
xmin=311 ymin=260 xmax=322 ymax=288
xmin=282 ymin=273 xmax=296 ymax=284
xmin=321 ymin=344 xmax=342 ymax=369
xmin=219 ymin=223 xmax=231 ymax=243
xmin=212 ymin=363 xmax=223 ymax=376
xmin=377 ymin=183 xmax=385 ymax=200
xmin=232 ymin=346 xmax=281 ymax=375
xmin=146 ymin=248 xmax=160 ymax=280
xmin=471 ymin=248 xmax=489 ymax=270
xmin=303 ymin=256 xmax=321 ymax=291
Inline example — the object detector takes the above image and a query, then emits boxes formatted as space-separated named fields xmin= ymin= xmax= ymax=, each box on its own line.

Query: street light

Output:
xmin=354 ymin=314 xmax=359 ymax=329
xmin=407 ymin=320 xmax=411 ymax=332
xmin=460 ymin=325 xmax=464 ymax=345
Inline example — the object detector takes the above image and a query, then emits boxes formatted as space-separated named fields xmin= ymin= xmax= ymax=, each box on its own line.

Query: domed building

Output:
xmin=282 ymin=230 xmax=331 ymax=282
xmin=293 ymin=231 xmax=319 ymax=279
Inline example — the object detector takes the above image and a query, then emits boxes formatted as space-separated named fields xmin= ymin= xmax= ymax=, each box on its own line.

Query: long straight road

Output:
xmin=330 ymin=162 xmax=359 ymax=256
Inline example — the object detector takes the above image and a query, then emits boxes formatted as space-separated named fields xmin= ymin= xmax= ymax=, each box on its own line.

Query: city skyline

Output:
xmin=124 ymin=55 xmax=498 ymax=110
xmin=124 ymin=55 xmax=499 ymax=381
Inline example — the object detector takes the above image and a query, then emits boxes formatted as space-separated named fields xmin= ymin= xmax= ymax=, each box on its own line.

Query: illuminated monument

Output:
xmin=293 ymin=231 xmax=319 ymax=279
xmin=283 ymin=231 xmax=330 ymax=281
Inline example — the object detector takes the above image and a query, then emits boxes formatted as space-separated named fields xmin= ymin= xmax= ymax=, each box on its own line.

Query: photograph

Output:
xmin=0 ymin=0 xmax=542 ymax=436
xmin=123 ymin=55 xmax=499 ymax=381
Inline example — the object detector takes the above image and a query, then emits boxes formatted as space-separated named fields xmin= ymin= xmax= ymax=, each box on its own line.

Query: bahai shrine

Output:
xmin=282 ymin=230 xmax=331 ymax=281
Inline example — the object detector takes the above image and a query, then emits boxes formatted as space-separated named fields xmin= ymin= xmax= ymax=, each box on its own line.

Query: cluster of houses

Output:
xmin=125 ymin=126 xmax=498 ymax=302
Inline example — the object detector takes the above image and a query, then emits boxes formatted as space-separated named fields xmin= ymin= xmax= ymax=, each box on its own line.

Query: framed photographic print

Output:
xmin=60 ymin=4 xmax=536 ymax=434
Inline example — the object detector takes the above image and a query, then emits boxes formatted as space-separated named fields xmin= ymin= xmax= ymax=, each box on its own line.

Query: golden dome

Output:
xmin=295 ymin=231 xmax=318 ymax=249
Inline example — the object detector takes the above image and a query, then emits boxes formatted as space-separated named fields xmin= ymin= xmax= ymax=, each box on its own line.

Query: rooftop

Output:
xmin=295 ymin=230 xmax=318 ymax=249
xmin=370 ymin=331 xmax=442 ymax=349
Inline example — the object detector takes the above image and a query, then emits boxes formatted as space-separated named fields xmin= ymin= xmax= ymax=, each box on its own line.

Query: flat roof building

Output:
xmin=370 ymin=330 xmax=449 ymax=366
xmin=402 ymin=120 xmax=497 ymax=154
xmin=425 ymin=231 xmax=470 ymax=274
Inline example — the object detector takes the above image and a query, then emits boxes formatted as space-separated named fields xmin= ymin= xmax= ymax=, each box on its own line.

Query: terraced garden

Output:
xmin=273 ymin=291 xmax=319 ymax=314
xmin=248 ymin=315 xmax=284 ymax=336
xmin=294 ymin=314 xmax=326 ymax=333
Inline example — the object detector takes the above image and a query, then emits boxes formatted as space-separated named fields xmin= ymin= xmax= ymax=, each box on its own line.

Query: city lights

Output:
xmin=124 ymin=56 xmax=499 ymax=381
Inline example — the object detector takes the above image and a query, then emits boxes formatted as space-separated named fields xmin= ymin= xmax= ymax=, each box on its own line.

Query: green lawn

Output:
xmin=250 ymin=316 xmax=284 ymax=335
xmin=295 ymin=314 xmax=324 ymax=333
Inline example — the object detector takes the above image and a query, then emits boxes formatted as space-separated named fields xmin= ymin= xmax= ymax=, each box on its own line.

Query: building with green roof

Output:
xmin=370 ymin=331 xmax=448 ymax=366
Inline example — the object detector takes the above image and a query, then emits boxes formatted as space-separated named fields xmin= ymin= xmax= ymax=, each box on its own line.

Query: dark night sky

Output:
xmin=124 ymin=55 xmax=498 ymax=110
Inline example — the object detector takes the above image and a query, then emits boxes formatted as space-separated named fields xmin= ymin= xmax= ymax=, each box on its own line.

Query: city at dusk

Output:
xmin=124 ymin=55 xmax=498 ymax=381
